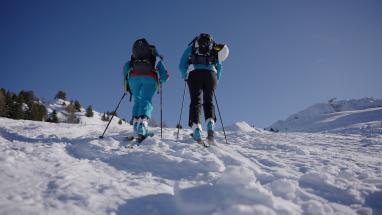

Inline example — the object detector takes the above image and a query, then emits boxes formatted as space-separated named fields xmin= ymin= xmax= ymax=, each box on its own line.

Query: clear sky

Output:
xmin=1 ymin=0 xmax=382 ymax=128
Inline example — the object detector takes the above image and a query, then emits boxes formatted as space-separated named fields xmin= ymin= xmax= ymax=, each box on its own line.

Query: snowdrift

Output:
xmin=225 ymin=121 xmax=264 ymax=133
xmin=1 ymin=116 xmax=381 ymax=215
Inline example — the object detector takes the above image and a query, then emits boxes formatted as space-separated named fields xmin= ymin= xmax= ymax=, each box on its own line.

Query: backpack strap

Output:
xmin=188 ymin=36 xmax=198 ymax=46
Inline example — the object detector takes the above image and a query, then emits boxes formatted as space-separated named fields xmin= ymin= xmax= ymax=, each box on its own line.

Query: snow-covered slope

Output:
xmin=268 ymin=98 xmax=382 ymax=134
xmin=46 ymin=99 xmax=123 ymax=126
xmin=1 ymin=117 xmax=381 ymax=215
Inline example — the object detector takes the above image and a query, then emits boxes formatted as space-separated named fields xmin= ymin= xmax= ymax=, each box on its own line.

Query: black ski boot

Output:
xmin=136 ymin=134 xmax=146 ymax=144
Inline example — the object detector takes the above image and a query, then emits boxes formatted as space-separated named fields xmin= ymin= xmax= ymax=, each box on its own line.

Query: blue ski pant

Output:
xmin=128 ymin=76 xmax=157 ymax=119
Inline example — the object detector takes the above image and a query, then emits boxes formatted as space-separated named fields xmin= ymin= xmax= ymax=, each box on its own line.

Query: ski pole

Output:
xmin=214 ymin=93 xmax=228 ymax=144
xmin=176 ymin=81 xmax=187 ymax=140
xmin=160 ymin=84 xmax=163 ymax=139
xmin=99 ymin=93 xmax=126 ymax=139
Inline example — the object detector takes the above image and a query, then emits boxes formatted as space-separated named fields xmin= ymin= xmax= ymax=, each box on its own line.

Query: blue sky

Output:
xmin=1 ymin=0 xmax=382 ymax=128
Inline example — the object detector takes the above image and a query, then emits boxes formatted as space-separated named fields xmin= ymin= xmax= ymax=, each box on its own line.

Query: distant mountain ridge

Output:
xmin=268 ymin=97 xmax=382 ymax=135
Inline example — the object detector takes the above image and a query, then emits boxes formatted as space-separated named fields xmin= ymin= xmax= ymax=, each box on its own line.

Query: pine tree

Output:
xmin=55 ymin=90 xmax=66 ymax=100
xmin=85 ymin=105 xmax=94 ymax=117
xmin=18 ymin=90 xmax=36 ymax=106
xmin=106 ymin=111 xmax=117 ymax=117
xmin=0 ymin=88 xmax=46 ymax=122
xmin=8 ymin=93 xmax=24 ymax=120
xmin=118 ymin=119 xmax=123 ymax=125
xmin=74 ymin=100 xmax=81 ymax=112
xmin=47 ymin=110 xmax=59 ymax=123
xmin=28 ymin=102 xmax=47 ymax=121
xmin=2 ymin=91 xmax=15 ymax=118
xmin=176 ymin=123 xmax=183 ymax=129
xmin=65 ymin=101 xmax=80 ymax=124
xmin=101 ymin=113 xmax=109 ymax=122
xmin=65 ymin=101 xmax=74 ymax=112
xmin=0 ymin=90 xmax=5 ymax=116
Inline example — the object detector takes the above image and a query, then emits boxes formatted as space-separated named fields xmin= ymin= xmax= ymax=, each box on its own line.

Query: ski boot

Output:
xmin=206 ymin=118 xmax=216 ymax=145
xmin=192 ymin=123 xmax=209 ymax=147
xmin=136 ymin=117 xmax=150 ymax=144
xmin=124 ymin=117 xmax=139 ymax=142
xmin=132 ymin=117 xmax=139 ymax=133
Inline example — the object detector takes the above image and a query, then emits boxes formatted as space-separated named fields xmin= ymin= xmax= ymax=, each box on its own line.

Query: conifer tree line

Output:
xmin=0 ymin=88 xmax=95 ymax=124
xmin=0 ymin=88 xmax=47 ymax=121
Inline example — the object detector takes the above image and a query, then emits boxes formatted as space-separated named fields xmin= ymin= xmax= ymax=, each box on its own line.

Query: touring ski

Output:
xmin=190 ymin=133 xmax=210 ymax=147
xmin=124 ymin=132 xmax=154 ymax=146
xmin=197 ymin=139 xmax=210 ymax=147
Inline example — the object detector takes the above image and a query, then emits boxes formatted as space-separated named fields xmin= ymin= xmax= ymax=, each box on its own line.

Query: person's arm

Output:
xmin=123 ymin=61 xmax=131 ymax=92
xmin=179 ymin=46 xmax=192 ymax=80
xmin=156 ymin=60 xmax=169 ymax=84
xmin=216 ymin=62 xmax=222 ymax=80
xmin=124 ymin=61 xmax=131 ymax=75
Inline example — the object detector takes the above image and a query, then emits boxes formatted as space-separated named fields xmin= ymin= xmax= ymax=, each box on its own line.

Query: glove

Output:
xmin=123 ymin=79 xmax=130 ymax=93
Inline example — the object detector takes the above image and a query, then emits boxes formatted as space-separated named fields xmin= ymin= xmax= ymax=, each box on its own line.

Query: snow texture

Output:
xmin=1 ymin=99 xmax=382 ymax=214
xmin=268 ymin=98 xmax=382 ymax=135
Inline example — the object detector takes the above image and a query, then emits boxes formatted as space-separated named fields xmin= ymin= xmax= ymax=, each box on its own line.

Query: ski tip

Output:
xmin=196 ymin=140 xmax=210 ymax=147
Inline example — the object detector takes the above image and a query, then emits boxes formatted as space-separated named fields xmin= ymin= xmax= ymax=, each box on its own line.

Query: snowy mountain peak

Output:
xmin=287 ymin=97 xmax=382 ymax=121
xmin=268 ymin=97 xmax=382 ymax=134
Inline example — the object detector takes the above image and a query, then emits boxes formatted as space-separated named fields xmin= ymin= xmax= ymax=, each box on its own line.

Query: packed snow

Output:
xmin=1 ymin=113 xmax=381 ymax=214
xmin=268 ymin=98 xmax=382 ymax=135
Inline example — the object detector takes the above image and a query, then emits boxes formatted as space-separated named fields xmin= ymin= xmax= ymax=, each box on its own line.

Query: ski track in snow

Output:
xmin=1 ymin=118 xmax=382 ymax=215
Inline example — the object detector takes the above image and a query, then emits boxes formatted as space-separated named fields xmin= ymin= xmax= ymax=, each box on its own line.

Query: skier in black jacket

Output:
xmin=179 ymin=33 xmax=229 ymax=144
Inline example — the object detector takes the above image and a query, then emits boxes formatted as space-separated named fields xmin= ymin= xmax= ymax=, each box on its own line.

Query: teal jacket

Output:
xmin=179 ymin=46 xmax=222 ymax=80
xmin=123 ymin=58 xmax=169 ymax=93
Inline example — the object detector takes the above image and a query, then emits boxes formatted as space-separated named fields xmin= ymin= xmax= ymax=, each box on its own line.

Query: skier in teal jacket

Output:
xmin=123 ymin=38 xmax=169 ymax=139
xmin=179 ymin=33 xmax=229 ymax=143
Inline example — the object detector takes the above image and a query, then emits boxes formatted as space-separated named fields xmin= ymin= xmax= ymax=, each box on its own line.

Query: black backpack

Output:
xmin=130 ymin=38 xmax=156 ymax=73
xmin=188 ymin=33 xmax=218 ymax=65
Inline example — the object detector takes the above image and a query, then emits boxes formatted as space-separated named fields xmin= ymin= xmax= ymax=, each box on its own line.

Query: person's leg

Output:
xmin=128 ymin=77 xmax=142 ymax=133
xmin=187 ymin=71 xmax=203 ymax=127
xmin=202 ymin=71 xmax=217 ymax=142
xmin=202 ymin=71 xmax=217 ymax=124
xmin=187 ymin=70 xmax=204 ymax=140
xmin=139 ymin=77 xmax=157 ymax=119
xmin=137 ymin=77 xmax=157 ymax=136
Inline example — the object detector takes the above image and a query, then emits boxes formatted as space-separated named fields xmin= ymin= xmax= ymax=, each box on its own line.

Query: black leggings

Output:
xmin=187 ymin=69 xmax=217 ymax=127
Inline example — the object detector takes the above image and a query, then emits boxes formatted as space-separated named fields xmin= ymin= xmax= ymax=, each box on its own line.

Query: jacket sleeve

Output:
xmin=156 ymin=60 xmax=169 ymax=84
xmin=216 ymin=62 xmax=222 ymax=80
xmin=123 ymin=61 xmax=131 ymax=92
xmin=123 ymin=61 xmax=131 ymax=79
xmin=179 ymin=46 xmax=192 ymax=80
